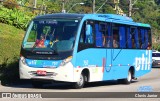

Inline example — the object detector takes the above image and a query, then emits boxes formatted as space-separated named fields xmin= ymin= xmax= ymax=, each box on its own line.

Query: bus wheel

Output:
xmin=118 ymin=70 xmax=132 ymax=84
xmin=31 ymin=80 xmax=43 ymax=88
xmin=73 ymin=73 xmax=85 ymax=89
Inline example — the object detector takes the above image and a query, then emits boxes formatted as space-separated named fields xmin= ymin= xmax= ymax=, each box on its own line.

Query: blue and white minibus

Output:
xmin=19 ymin=13 xmax=152 ymax=89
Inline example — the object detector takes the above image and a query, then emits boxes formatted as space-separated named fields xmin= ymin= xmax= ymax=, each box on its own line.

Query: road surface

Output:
xmin=0 ymin=68 xmax=160 ymax=101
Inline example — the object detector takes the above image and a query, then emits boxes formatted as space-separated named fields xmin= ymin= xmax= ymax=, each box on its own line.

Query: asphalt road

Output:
xmin=0 ymin=68 xmax=160 ymax=101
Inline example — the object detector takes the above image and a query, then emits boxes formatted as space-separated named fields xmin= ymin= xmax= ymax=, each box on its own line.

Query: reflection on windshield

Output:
xmin=23 ymin=19 xmax=79 ymax=52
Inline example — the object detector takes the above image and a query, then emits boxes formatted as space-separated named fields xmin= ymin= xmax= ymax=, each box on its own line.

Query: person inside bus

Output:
xmin=113 ymin=34 xmax=119 ymax=48
xmin=132 ymin=39 xmax=136 ymax=48
xmin=113 ymin=39 xmax=118 ymax=48
xmin=106 ymin=39 xmax=111 ymax=47
xmin=147 ymin=42 xmax=151 ymax=50
xmin=35 ymin=34 xmax=46 ymax=48
xmin=102 ymin=33 xmax=106 ymax=47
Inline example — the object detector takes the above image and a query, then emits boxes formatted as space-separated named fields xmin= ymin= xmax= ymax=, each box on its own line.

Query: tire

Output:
xmin=118 ymin=70 xmax=132 ymax=84
xmin=73 ymin=73 xmax=85 ymax=89
xmin=31 ymin=80 xmax=43 ymax=88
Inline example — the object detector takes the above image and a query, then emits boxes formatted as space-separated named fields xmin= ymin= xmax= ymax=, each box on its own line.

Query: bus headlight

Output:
xmin=60 ymin=56 xmax=72 ymax=66
xmin=20 ymin=56 xmax=27 ymax=65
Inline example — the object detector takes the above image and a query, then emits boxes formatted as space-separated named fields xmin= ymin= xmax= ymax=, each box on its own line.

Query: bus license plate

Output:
xmin=36 ymin=70 xmax=46 ymax=76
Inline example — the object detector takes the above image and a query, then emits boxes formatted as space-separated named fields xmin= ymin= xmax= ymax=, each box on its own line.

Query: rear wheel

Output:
xmin=118 ymin=70 xmax=132 ymax=84
xmin=73 ymin=73 xmax=85 ymax=89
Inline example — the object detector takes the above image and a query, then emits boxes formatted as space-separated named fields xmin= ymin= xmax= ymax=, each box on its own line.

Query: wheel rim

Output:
xmin=127 ymin=71 xmax=131 ymax=82
xmin=77 ymin=74 xmax=84 ymax=86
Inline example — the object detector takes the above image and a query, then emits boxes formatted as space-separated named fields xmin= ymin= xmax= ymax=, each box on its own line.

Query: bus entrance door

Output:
xmin=102 ymin=49 xmax=112 ymax=80
xmin=106 ymin=49 xmax=112 ymax=72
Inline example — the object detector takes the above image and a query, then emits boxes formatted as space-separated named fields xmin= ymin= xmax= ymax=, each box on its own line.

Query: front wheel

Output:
xmin=118 ymin=70 xmax=132 ymax=84
xmin=73 ymin=73 xmax=85 ymax=89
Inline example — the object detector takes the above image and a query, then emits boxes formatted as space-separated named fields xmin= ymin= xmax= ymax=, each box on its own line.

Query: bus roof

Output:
xmin=34 ymin=13 xmax=151 ymax=28
xmin=34 ymin=13 xmax=85 ymax=19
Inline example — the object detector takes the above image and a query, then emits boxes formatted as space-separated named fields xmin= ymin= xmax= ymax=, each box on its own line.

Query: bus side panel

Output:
xmin=134 ymin=50 xmax=152 ymax=77
xmin=110 ymin=49 xmax=152 ymax=79
xmin=75 ymin=49 xmax=106 ymax=82
xmin=102 ymin=49 xmax=129 ymax=80
xmin=75 ymin=48 xmax=152 ymax=82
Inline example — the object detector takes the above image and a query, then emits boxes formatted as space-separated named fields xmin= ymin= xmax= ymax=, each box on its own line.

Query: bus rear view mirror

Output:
xmin=86 ymin=24 xmax=92 ymax=36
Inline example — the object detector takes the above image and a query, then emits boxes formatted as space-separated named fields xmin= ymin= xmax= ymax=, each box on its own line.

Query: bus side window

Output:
xmin=135 ymin=28 xmax=140 ymax=49
xmin=144 ymin=29 xmax=152 ymax=50
xmin=140 ymin=29 xmax=145 ymax=49
xmin=78 ymin=20 xmax=95 ymax=51
xmin=106 ymin=23 xmax=112 ymax=48
xmin=138 ymin=28 xmax=142 ymax=49
xmin=131 ymin=27 xmax=139 ymax=49
xmin=112 ymin=23 xmax=119 ymax=48
xmin=119 ymin=25 xmax=126 ymax=48
xmin=95 ymin=24 xmax=103 ymax=47
xmin=130 ymin=28 xmax=135 ymax=49
xmin=80 ymin=21 xmax=95 ymax=44
xmin=113 ymin=32 xmax=119 ymax=48
xmin=95 ymin=22 xmax=107 ymax=47
xmin=147 ymin=29 xmax=152 ymax=50
xmin=126 ymin=27 xmax=132 ymax=48
xmin=85 ymin=24 xmax=94 ymax=44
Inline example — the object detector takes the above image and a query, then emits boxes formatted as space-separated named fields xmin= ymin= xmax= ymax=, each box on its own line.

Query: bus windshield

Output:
xmin=23 ymin=18 xmax=79 ymax=53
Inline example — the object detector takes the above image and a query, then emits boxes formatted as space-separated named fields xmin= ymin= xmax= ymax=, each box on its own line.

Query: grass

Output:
xmin=0 ymin=23 xmax=25 ymax=85
xmin=0 ymin=23 xmax=24 ymax=64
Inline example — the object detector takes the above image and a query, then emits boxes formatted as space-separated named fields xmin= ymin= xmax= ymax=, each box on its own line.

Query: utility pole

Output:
xmin=128 ymin=0 xmax=138 ymax=17
xmin=114 ymin=0 xmax=119 ymax=14
xmin=129 ymin=0 xmax=132 ymax=17
xmin=40 ymin=0 xmax=45 ymax=14
xmin=92 ymin=0 xmax=95 ymax=13
xmin=62 ymin=0 xmax=66 ymax=13
xmin=33 ymin=0 xmax=37 ymax=8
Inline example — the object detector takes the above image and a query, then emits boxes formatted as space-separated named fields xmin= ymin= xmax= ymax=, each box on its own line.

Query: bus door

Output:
xmin=105 ymin=23 xmax=112 ymax=73
xmin=102 ymin=23 xmax=113 ymax=80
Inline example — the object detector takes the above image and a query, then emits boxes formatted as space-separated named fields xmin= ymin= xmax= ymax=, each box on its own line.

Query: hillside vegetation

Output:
xmin=0 ymin=23 xmax=24 ymax=64
xmin=1 ymin=0 xmax=160 ymax=37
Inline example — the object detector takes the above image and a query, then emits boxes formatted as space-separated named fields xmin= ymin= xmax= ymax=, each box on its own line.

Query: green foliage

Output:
xmin=0 ymin=23 xmax=24 ymax=84
xmin=45 ymin=1 xmax=61 ymax=13
xmin=132 ymin=0 xmax=160 ymax=50
xmin=0 ymin=23 xmax=24 ymax=64
xmin=153 ymin=43 xmax=160 ymax=51
xmin=0 ymin=6 xmax=35 ymax=30
xmin=3 ymin=0 xmax=19 ymax=9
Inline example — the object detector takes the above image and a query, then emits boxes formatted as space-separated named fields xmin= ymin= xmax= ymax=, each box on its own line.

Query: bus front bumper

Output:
xmin=19 ymin=60 xmax=80 ymax=82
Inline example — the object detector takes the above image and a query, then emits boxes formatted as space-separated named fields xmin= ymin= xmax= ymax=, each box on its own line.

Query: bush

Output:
xmin=3 ymin=0 xmax=19 ymax=9
xmin=157 ymin=45 xmax=160 ymax=51
xmin=0 ymin=6 xmax=35 ymax=30
xmin=0 ymin=22 xmax=26 ymax=85
xmin=0 ymin=57 xmax=20 ymax=85
xmin=152 ymin=43 xmax=160 ymax=51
